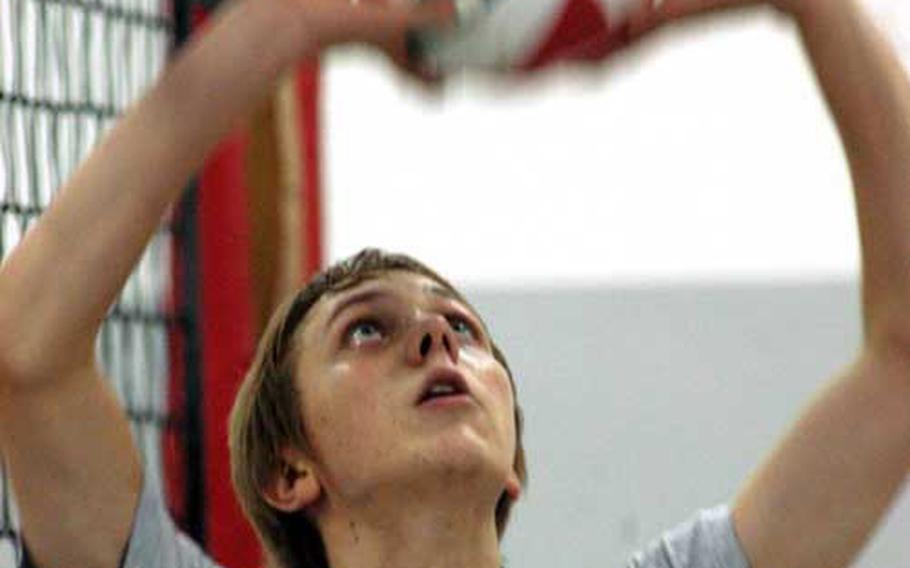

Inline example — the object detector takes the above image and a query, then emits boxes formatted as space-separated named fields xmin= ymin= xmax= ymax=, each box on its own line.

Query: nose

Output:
xmin=406 ymin=314 xmax=460 ymax=366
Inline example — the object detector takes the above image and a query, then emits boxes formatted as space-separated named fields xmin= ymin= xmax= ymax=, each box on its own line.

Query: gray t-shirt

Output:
xmin=120 ymin=480 xmax=751 ymax=568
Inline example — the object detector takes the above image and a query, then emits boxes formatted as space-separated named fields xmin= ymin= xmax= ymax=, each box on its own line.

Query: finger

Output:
xmin=316 ymin=0 xmax=456 ymax=49
xmin=395 ymin=62 xmax=447 ymax=95
xmin=651 ymin=0 xmax=764 ymax=23
xmin=391 ymin=48 xmax=446 ymax=89
xmin=625 ymin=0 xmax=667 ymax=39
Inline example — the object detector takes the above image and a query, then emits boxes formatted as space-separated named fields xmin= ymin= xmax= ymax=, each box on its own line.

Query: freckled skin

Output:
xmin=293 ymin=271 xmax=520 ymax=518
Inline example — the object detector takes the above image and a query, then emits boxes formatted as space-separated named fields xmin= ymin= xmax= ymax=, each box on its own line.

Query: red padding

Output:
xmin=199 ymin=132 xmax=260 ymax=568
xmin=297 ymin=60 xmax=324 ymax=279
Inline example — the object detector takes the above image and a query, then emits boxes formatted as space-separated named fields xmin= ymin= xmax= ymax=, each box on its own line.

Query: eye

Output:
xmin=447 ymin=315 xmax=478 ymax=340
xmin=346 ymin=319 xmax=384 ymax=346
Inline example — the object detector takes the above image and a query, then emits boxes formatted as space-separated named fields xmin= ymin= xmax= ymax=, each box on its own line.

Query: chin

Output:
xmin=415 ymin=431 xmax=512 ymax=488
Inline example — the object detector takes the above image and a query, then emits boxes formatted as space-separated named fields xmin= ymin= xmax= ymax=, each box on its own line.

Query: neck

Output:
xmin=318 ymin=491 xmax=502 ymax=568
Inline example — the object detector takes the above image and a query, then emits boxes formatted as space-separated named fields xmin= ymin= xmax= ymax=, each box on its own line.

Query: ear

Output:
xmin=505 ymin=469 xmax=522 ymax=501
xmin=261 ymin=447 xmax=322 ymax=514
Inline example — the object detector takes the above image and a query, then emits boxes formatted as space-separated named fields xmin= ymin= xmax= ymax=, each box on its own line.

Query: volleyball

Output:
xmin=414 ymin=0 xmax=660 ymax=73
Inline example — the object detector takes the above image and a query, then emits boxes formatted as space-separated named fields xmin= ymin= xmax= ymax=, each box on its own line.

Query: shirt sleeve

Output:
xmin=625 ymin=505 xmax=752 ymax=568
xmin=120 ymin=478 xmax=224 ymax=568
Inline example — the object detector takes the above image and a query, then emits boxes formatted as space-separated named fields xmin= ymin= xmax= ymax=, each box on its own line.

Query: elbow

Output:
xmin=0 ymin=315 xmax=26 ymax=390
xmin=0 ymin=291 xmax=41 ymax=390
xmin=0 ymin=337 xmax=45 ymax=394
xmin=863 ymin=328 xmax=910 ymax=391
xmin=0 ymin=304 xmax=97 ymax=392
xmin=0 ymin=326 xmax=85 ymax=394
xmin=862 ymin=292 xmax=910 ymax=366
xmin=865 ymin=314 xmax=910 ymax=367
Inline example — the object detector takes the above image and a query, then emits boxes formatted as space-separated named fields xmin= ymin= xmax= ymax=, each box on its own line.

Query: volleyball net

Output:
xmin=1 ymin=0 xmax=323 ymax=564
xmin=0 ymin=0 xmax=203 ymax=564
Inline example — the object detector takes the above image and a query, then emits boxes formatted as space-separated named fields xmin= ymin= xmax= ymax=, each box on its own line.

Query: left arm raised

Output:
xmin=725 ymin=1 xmax=910 ymax=568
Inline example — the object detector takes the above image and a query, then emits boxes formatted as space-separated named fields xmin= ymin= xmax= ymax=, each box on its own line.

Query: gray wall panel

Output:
xmin=466 ymin=280 xmax=909 ymax=568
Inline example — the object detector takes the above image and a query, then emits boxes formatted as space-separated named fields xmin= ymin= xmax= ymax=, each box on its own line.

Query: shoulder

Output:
xmin=121 ymin=476 xmax=225 ymax=568
xmin=626 ymin=505 xmax=752 ymax=568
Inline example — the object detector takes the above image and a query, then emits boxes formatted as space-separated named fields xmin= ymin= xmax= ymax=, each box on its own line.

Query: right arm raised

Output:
xmin=0 ymin=4 xmax=309 ymax=566
xmin=0 ymin=0 xmax=451 ymax=566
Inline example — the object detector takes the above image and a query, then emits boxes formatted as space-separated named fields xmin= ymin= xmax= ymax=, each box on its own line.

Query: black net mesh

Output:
xmin=0 ymin=0 xmax=195 ymax=564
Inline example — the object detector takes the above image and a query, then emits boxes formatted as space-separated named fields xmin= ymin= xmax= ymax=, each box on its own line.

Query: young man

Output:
xmin=1 ymin=0 xmax=909 ymax=567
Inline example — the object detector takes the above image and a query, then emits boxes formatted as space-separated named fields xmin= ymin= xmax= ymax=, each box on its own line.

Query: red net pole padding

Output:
xmin=296 ymin=60 xmax=324 ymax=280
xmin=198 ymin=132 xmax=261 ymax=567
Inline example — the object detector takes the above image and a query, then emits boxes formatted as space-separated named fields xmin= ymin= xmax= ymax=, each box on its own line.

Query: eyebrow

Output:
xmin=426 ymin=286 xmax=486 ymax=326
xmin=427 ymin=284 xmax=462 ymax=303
xmin=323 ymin=284 xmax=474 ymax=334
xmin=325 ymin=288 xmax=389 ymax=334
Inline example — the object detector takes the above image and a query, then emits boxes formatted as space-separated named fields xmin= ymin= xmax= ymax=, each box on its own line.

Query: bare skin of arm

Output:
xmin=0 ymin=1 xmax=451 ymax=567
xmin=730 ymin=2 xmax=910 ymax=567
xmin=637 ymin=1 xmax=910 ymax=567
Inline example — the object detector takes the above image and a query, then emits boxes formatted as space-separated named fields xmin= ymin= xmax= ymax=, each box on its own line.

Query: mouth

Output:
xmin=416 ymin=367 xmax=472 ymax=407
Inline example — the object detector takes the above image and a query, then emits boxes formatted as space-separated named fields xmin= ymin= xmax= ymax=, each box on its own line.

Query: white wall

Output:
xmin=323 ymin=1 xmax=908 ymax=287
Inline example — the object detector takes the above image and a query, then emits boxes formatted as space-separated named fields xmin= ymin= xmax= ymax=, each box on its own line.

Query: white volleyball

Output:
xmin=415 ymin=0 xmax=658 ymax=73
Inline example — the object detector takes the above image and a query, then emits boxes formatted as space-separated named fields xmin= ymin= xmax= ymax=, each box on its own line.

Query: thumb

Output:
xmin=648 ymin=0 xmax=766 ymax=23
xmin=318 ymin=0 xmax=456 ymax=49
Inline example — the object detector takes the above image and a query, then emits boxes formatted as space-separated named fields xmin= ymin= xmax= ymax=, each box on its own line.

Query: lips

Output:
xmin=416 ymin=367 xmax=471 ymax=406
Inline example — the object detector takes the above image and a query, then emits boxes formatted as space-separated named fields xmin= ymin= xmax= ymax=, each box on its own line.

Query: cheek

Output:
xmin=467 ymin=351 xmax=520 ymax=474
xmin=304 ymin=358 xmax=402 ymax=465
xmin=305 ymin=361 xmax=378 ymax=447
xmin=465 ymin=346 xmax=511 ymax=386
xmin=462 ymin=347 xmax=515 ymax=419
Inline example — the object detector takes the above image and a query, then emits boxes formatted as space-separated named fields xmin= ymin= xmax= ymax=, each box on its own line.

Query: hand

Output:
xmin=277 ymin=0 xmax=457 ymax=87
xmin=623 ymin=0 xmax=800 ymax=44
